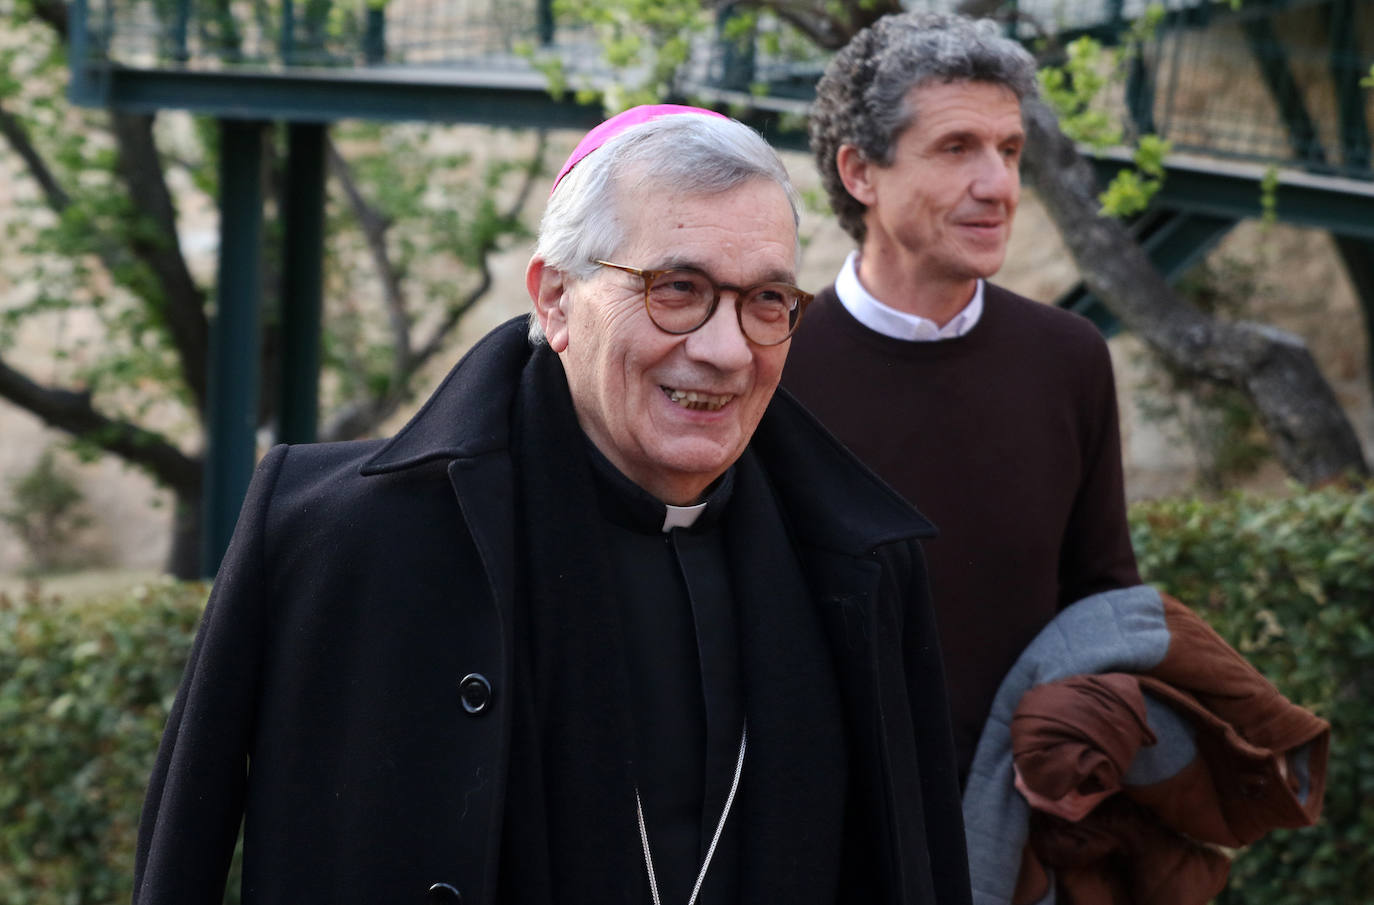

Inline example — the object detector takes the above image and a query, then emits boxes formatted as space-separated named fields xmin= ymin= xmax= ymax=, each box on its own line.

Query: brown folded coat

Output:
xmin=1009 ymin=594 xmax=1329 ymax=905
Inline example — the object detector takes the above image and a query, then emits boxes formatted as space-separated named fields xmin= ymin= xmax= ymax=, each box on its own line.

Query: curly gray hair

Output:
xmin=810 ymin=12 xmax=1038 ymax=243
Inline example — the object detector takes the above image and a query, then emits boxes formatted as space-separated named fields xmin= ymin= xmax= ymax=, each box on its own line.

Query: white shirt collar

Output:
xmin=834 ymin=250 xmax=984 ymax=341
xmin=662 ymin=502 xmax=708 ymax=532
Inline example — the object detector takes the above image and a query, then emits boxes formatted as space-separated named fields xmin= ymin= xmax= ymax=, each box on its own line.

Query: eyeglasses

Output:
xmin=593 ymin=260 xmax=813 ymax=347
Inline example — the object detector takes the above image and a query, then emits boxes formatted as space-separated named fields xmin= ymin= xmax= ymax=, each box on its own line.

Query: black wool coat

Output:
xmin=133 ymin=317 xmax=971 ymax=905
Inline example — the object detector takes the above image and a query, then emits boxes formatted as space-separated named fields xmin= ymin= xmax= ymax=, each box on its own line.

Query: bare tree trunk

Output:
xmin=110 ymin=112 xmax=212 ymax=410
xmin=1021 ymin=99 xmax=1369 ymax=485
xmin=0 ymin=357 xmax=205 ymax=577
xmin=166 ymin=492 xmax=203 ymax=581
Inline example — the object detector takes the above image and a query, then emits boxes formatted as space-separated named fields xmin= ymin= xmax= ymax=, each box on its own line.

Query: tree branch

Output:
xmin=502 ymin=129 xmax=549 ymax=225
xmin=0 ymin=100 xmax=71 ymax=210
xmin=321 ymin=132 xmax=550 ymax=442
xmin=29 ymin=0 xmax=68 ymax=37
xmin=318 ymin=241 xmax=495 ymax=441
xmin=410 ymin=261 xmax=494 ymax=372
xmin=737 ymin=0 xmax=899 ymax=50
xmin=1 ymin=99 xmax=211 ymax=417
xmin=23 ymin=17 xmax=209 ymax=402
xmin=1021 ymin=98 xmax=1369 ymax=484
xmin=410 ymin=132 xmax=547 ymax=374
xmin=319 ymin=397 xmax=391 ymax=443
xmin=0 ymin=355 xmax=202 ymax=496
xmin=109 ymin=112 xmax=210 ymax=410
xmin=325 ymin=136 xmax=413 ymax=376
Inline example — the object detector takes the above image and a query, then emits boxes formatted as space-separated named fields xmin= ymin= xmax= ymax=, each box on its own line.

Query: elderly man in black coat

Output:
xmin=133 ymin=106 xmax=970 ymax=905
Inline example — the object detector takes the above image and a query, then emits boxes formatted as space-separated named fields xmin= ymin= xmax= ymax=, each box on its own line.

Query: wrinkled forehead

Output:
xmin=902 ymin=77 xmax=1025 ymax=124
xmin=607 ymin=168 xmax=800 ymax=269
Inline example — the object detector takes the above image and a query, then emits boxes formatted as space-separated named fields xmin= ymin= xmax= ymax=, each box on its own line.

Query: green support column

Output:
xmin=713 ymin=4 xmax=756 ymax=92
xmin=278 ymin=122 xmax=327 ymax=444
xmin=202 ymin=118 xmax=267 ymax=577
xmin=538 ymin=0 xmax=554 ymax=46
xmin=1329 ymin=0 xmax=1371 ymax=172
xmin=172 ymin=0 xmax=190 ymax=62
xmin=364 ymin=7 xmax=386 ymax=64
xmin=280 ymin=0 xmax=295 ymax=63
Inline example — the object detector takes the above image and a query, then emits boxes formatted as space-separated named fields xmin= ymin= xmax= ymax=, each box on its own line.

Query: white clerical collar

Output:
xmin=662 ymin=502 xmax=708 ymax=532
xmin=834 ymin=250 xmax=984 ymax=341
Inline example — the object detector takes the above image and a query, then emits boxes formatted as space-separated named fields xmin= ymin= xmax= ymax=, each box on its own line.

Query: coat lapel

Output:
xmin=350 ymin=319 xmax=957 ymax=905
xmin=359 ymin=320 xmax=531 ymax=903
xmin=360 ymin=317 xmax=528 ymax=684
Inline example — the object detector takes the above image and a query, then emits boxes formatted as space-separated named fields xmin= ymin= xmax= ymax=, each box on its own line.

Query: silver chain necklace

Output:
xmin=634 ymin=722 xmax=747 ymax=905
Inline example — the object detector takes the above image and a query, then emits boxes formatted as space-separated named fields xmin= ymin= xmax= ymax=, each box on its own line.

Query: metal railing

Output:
xmin=71 ymin=0 xmax=1373 ymax=178
xmin=1126 ymin=8 xmax=1372 ymax=178
xmin=81 ymin=0 xmax=556 ymax=69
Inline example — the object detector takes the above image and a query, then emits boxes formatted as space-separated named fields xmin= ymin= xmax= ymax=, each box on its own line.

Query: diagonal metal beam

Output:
xmin=1241 ymin=14 xmax=1328 ymax=167
xmin=1329 ymin=0 xmax=1372 ymax=172
xmin=1055 ymin=210 xmax=1237 ymax=335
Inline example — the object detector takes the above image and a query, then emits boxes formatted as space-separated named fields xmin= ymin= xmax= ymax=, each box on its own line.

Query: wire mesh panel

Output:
xmin=90 ymin=0 xmax=556 ymax=69
xmin=75 ymin=0 xmax=1374 ymax=178
xmin=1139 ymin=15 xmax=1373 ymax=176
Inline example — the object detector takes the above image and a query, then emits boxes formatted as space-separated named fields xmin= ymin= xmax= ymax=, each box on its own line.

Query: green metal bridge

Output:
xmin=64 ymin=0 xmax=1374 ymax=574
xmin=69 ymin=0 xmax=1374 ymax=176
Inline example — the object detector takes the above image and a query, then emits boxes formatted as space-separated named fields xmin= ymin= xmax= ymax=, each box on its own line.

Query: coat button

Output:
xmin=426 ymin=882 xmax=462 ymax=903
xmin=458 ymin=673 xmax=492 ymax=715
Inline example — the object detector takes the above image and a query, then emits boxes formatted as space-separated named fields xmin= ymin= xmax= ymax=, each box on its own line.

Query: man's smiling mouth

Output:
xmin=662 ymin=386 xmax=734 ymax=411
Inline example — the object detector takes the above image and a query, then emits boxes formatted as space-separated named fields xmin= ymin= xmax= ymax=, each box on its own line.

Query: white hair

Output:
xmin=529 ymin=114 xmax=801 ymax=344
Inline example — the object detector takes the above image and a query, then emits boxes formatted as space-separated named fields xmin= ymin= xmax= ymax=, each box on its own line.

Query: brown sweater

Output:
xmin=782 ymin=284 xmax=1140 ymax=779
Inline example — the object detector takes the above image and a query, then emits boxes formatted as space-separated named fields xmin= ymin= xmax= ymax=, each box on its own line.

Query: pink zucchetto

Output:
xmin=551 ymin=104 xmax=729 ymax=195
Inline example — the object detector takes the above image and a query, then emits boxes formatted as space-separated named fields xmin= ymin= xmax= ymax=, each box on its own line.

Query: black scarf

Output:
xmin=499 ymin=343 xmax=846 ymax=905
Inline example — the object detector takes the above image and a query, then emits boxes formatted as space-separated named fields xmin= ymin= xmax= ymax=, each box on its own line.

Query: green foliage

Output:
xmin=531 ymin=0 xmax=820 ymax=114
xmin=1129 ymin=3 xmax=1168 ymax=42
xmin=1259 ymin=165 xmax=1280 ymax=225
xmin=517 ymin=46 xmax=571 ymax=101
xmin=1131 ymin=484 xmax=1374 ymax=905
xmin=1097 ymin=133 xmax=1172 ymax=217
xmin=4 ymin=486 xmax=1371 ymax=900
xmin=1362 ymin=64 xmax=1374 ymax=89
xmin=1036 ymin=8 xmax=1177 ymax=218
xmin=1038 ymin=37 xmax=1123 ymax=150
xmin=320 ymin=121 xmax=536 ymax=414
xmin=0 ymin=580 xmax=240 ymax=904
xmin=0 ymin=449 xmax=94 ymax=574
xmin=2 ymin=2 xmax=543 ymax=531
xmin=546 ymin=0 xmax=712 ymax=110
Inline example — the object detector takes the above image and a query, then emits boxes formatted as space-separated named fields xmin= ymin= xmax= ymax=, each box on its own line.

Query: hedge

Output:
xmin=1131 ymin=484 xmax=1374 ymax=905
xmin=2 ymin=484 xmax=1371 ymax=904
xmin=0 ymin=580 xmax=218 ymax=905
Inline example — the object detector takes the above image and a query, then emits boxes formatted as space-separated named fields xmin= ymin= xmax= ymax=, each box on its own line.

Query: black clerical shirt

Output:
xmin=587 ymin=445 xmax=744 ymax=905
